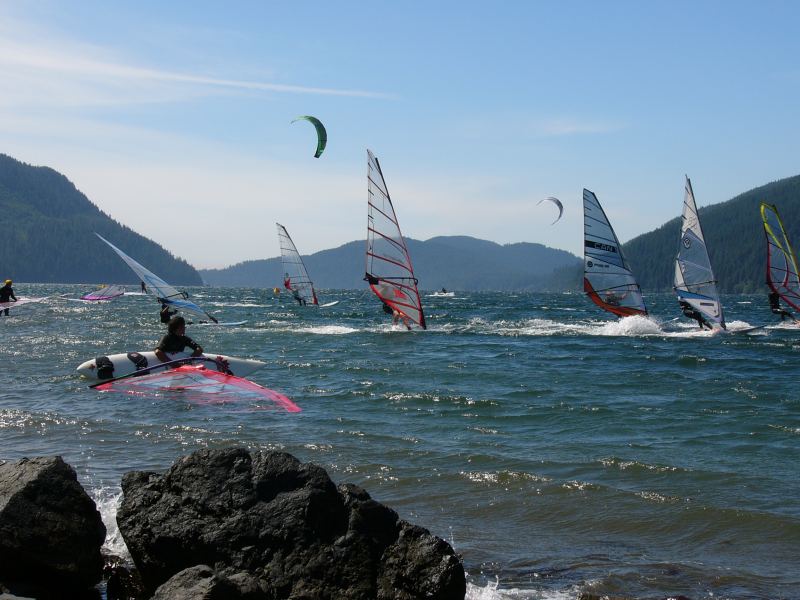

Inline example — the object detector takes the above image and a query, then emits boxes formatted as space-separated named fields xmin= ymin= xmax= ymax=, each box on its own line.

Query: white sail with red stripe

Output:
xmin=276 ymin=223 xmax=318 ymax=305
xmin=365 ymin=149 xmax=426 ymax=329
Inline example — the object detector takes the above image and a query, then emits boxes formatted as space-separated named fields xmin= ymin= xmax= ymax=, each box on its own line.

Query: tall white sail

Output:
xmin=96 ymin=233 xmax=217 ymax=323
xmin=365 ymin=149 xmax=426 ymax=329
xmin=673 ymin=177 xmax=725 ymax=328
xmin=583 ymin=189 xmax=647 ymax=317
xmin=276 ymin=223 xmax=318 ymax=305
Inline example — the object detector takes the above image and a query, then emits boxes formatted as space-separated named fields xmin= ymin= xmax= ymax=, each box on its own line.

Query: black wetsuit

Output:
xmin=0 ymin=284 xmax=16 ymax=316
xmin=769 ymin=292 xmax=794 ymax=321
xmin=679 ymin=301 xmax=712 ymax=330
xmin=156 ymin=332 xmax=200 ymax=354
xmin=382 ymin=302 xmax=393 ymax=315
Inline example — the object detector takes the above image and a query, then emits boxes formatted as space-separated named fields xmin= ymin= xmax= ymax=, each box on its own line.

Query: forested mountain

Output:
xmin=200 ymin=236 xmax=581 ymax=291
xmin=623 ymin=175 xmax=800 ymax=293
xmin=0 ymin=154 xmax=202 ymax=284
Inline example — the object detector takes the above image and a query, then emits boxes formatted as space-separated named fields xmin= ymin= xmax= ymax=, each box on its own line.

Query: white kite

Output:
xmin=538 ymin=196 xmax=564 ymax=225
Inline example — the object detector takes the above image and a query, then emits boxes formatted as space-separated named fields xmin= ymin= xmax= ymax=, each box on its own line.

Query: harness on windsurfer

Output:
xmin=768 ymin=291 xmax=796 ymax=322
xmin=0 ymin=280 xmax=17 ymax=316
xmin=679 ymin=300 xmax=713 ymax=330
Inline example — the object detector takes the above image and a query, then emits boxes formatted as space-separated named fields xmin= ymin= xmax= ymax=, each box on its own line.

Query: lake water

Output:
xmin=1 ymin=285 xmax=798 ymax=599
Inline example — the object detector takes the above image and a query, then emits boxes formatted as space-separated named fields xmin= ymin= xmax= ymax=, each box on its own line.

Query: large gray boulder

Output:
xmin=0 ymin=456 xmax=106 ymax=597
xmin=118 ymin=448 xmax=465 ymax=599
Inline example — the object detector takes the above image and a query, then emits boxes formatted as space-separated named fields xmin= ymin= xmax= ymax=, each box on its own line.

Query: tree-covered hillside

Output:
xmin=200 ymin=236 xmax=581 ymax=291
xmin=623 ymin=175 xmax=800 ymax=293
xmin=0 ymin=154 xmax=202 ymax=284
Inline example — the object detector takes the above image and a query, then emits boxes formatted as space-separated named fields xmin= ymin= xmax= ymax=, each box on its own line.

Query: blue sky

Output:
xmin=1 ymin=1 xmax=798 ymax=268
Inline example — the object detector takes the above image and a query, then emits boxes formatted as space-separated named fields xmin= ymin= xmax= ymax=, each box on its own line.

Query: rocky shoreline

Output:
xmin=0 ymin=448 xmax=466 ymax=599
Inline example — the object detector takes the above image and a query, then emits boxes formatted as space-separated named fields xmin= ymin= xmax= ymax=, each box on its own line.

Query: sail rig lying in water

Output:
xmin=364 ymin=149 xmax=426 ymax=329
xmin=674 ymin=176 xmax=725 ymax=329
xmin=95 ymin=233 xmax=218 ymax=323
xmin=761 ymin=202 xmax=800 ymax=311
xmin=583 ymin=189 xmax=647 ymax=317
xmin=94 ymin=363 xmax=300 ymax=412
xmin=276 ymin=223 xmax=318 ymax=306
xmin=80 ymin=284 xmax=126 ymax=301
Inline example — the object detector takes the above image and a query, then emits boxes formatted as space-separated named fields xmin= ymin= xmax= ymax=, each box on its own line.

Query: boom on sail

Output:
xmin=364 ymin=149 xmax=426 ymax=329
xmin=673 ymin=177 xmax=725 ymax=329
xmin=95 ymin=233 xmax=218 ymax=323
xmin=276 ymin=223 xmax=318 ymax=306
xmin=760 ymin=202 xmax=800 ymax=312
xmin=583 ymin=189 xmax=647 ymax=317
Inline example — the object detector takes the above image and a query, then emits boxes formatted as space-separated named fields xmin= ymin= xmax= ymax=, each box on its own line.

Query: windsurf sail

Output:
xmin=761 ymin=202 xmax=800 ymax=312
xmin=94 ymin=363 xmax=300 ymax=412
xmin=365 ymin=149 xmax=426 ymax=329
xmin=583 ymin=189 xmax=647 ymax=317
xmin=95 ymin=233 xmax=217 ymax=323
xmin=80 ymin=284 xmax=126 ymax=302
xmin=674 ymin=176 xmax=725 ymax=328
xmin=276 ymin=223 xmax=319 ymax=305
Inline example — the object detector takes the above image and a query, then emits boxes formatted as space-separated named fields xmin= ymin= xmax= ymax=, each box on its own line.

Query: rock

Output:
xmin=103 ymin=552 xmax=146 ymax=600
xmin=0 ymin=456 xmax=106 ymax=597
xmin=151 ymin=565 xmax=265 ymax=600
xmin=118 ymin=447 xmax=466 ymax=599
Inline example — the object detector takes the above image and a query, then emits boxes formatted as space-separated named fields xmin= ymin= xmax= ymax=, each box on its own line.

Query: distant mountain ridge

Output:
xmin=0 ymin=154 xmax=202 ymax=285
xmin=623 ymin=174 xmax=800 ymax=293
xmin=200 ymin=235 xmax=581 ymax=291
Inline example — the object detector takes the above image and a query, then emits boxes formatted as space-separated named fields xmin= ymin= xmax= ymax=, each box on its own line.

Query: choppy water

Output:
xmin=1 ymin=285 xmax=798 ymax=599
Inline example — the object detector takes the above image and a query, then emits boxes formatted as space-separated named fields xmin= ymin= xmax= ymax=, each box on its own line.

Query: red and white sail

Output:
xmin=365 ymin=149 xmax=426 ymax=329
xmin=94 ymin=364 xmax=301 ymax=412
xmin=761 ymin=202 xmax=800 ymax=311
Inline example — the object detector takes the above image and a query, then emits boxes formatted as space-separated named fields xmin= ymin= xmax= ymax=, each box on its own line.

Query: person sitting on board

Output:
xmin=678 ymin=299 xmax=713 ymax=330
xmin=0 ymin=279 xmax=17 ymax=316
xmin=159 ymin=300 xmax=178 ymax=324
xmin=768 ymin=290 xmax=796 ymax=322
xmin=154 ymin=315 xmax=203 ymax=364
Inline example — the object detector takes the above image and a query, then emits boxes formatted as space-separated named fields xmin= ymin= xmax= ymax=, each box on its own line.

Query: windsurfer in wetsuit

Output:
xmin=678 ymin=299 xmax=713 ymax=330
xmin=0 ymin=279 xmax=17 ymax=316
xmin=159 ymin=300 xmax=177 ymax=324
xmin=140 ymin=281 xmax=147 ymax=293
xmin=154 ymin=316 xmax=203 ymax=364
xmin=768 ymin=290 xmax=796 ymax=322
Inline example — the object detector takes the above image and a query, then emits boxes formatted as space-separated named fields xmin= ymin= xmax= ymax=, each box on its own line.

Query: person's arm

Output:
xmin=184 ymin=336 xmax=203 ymax=357
xmin=154 ymin=349 xmax=169 ymax=362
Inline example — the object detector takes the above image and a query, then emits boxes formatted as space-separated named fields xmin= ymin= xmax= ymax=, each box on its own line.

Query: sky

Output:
xmin=1 ymin=1 xmax=799 ymax=269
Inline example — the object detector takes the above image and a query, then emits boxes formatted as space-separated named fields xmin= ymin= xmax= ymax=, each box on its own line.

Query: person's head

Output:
xmin=167 ymin=315 xmax=186 ymax=334
xmin=4 ymin=279 xmax=11 ymax=286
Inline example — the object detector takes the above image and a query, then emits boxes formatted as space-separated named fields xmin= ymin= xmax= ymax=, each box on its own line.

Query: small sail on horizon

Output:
xmin=364 ymin=149 xmax=426 ymax=329
xmin=760 ymin=202 xmax=800 ymax=311
xmin=674 ymin=176 xmax=725 ymax=329
xmin=95 ymin=233 xmax=218 ymax=323
xmin=276 ymin=223 xmax=319 ymax=306
xmin=583 ymin=189 xmax=647 ymax=317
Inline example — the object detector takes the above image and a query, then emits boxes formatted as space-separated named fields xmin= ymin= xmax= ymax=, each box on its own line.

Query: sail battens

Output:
xmin=365 ymin=149 xmax=426 ymax=329
xmin=583 ymin=189 xmax=647 ymax=318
